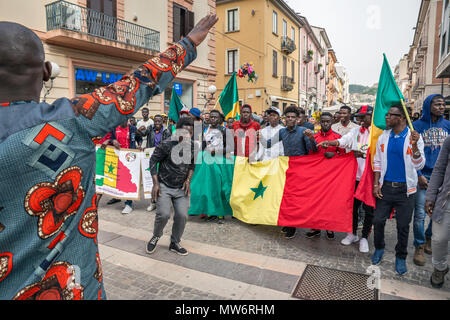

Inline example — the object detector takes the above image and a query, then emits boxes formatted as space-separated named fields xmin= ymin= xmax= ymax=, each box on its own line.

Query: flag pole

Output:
xmin=400 ymin=98 xmax=414 ymax=131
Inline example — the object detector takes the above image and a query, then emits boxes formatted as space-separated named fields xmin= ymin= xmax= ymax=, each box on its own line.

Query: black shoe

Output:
xmin=281 ymin=227 xmax=289 ymax=234
xmin=207 ymin=216 xmax=218 ymax=222
xmin=306 ymin=229 xmax=321 ymax=239
xmin=107 ymin=198 xmax=121 ymax=205
xmin=285 ymin=227 xmax=296 ymax=239
xmin=169 ymin=242 xmax=188 ymax=256
xmin=431 ymin=266 xmax=449 ymax=289
xmin=326 ymin=231 xmax=335 ymax=240
xmin=146 ymin=236 xmax=160 ymax=254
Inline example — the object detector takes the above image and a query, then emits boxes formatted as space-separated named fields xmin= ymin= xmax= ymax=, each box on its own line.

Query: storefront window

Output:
xmin=75 ymin=67 xmax=125 ymax=96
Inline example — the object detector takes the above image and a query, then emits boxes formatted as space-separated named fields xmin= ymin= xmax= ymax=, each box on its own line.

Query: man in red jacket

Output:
xmin=232 ymin=104 xmax=261 ymax=161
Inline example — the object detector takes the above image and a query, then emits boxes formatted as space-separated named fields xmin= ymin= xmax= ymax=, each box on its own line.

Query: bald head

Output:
xmin=0 ymin=22 xmax=51 ymax=103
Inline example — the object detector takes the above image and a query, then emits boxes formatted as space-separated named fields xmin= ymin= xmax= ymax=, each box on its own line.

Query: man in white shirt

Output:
xmin=257 ymin=107 xmax=284 ymax=161
xmin=332 ymin=105 xmax=359 ymax=136
xmin=137 ymin=107 xmax=154 ymax=149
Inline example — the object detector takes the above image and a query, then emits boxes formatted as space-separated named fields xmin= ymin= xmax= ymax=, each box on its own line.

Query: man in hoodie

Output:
xmin=412 ymin=94 xmax=450 ymax=266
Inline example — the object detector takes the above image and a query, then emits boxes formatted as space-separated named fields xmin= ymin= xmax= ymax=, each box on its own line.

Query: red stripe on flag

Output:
xmin=278 ymin=153 xmax=357 ymax=233
xmin=354 ymin=147 xmax=376 ymax=208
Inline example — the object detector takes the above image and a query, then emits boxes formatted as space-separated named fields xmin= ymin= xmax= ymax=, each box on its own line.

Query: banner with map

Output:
xmin=141 ymin=148 xmax=155 ymax=199
xmin=95 ymin=146 xmax=141 ymax=200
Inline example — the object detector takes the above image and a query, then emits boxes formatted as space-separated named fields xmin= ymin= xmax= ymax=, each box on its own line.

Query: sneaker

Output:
xmin=147 ymin=203 xmax=156 ymax=212
xmin=431 ymin=266 xmax=449 ymax=289
xmin=107 ymin=198 xmax=121 ymax=205
xmin=306 ymin=229 xmax=321 ymax=239
xmin=121 ymin=205 xmax=133 ymax=215
xmin=199 ymin=214 xmax=207 ymax=220
xmin=395 ymin=257 xmax=407 ymax=275
xmin=281 ymin=227 xmax=289 ymax=234
xmin=372 ymin=249 xmax=384 ymax=265
xmin=169 ymin=242 xmax=188 ymax=256
xmin=359 ymin=238 xmax=369 ymax=253
xmin=341 ymin=233 xmax=359 ymax=246
xmin=146 ymin=236 xmax=160 ymax=254
xmin=413 ymin=245 xmax=426 ymax=266
xmin=326 ymin=231 xmax=335 ymax=240
xmin=285 ymin=227 xmax=296 ymax=239
xmin=218 ymin=216 xmax=225 ymax=224
xmin=424 ymin=236 xmax=432 ymax=255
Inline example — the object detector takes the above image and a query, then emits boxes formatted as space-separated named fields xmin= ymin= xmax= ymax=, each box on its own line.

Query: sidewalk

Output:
xmin=98 ymin=197 xmax=450 ymax=300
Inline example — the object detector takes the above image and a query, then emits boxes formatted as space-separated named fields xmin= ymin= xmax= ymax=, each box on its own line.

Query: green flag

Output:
xmin=370 ymin=54 xmax=405 ymax=161
xmin=168 ymin=87 xmax=185 ymax=122
xmin=218 ymin=72 xmax=240 ymax=120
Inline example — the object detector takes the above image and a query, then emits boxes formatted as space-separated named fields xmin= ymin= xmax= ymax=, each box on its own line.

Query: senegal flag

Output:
xmin=354 ymin=54 xmax=405 ymax=208
xmin=370 ymin=54 xmax=405 ymax=163
xmin=230 ymin=154 xmax=357 ymax=232
xmin=218 ymin=72 xmax=240 ymax=120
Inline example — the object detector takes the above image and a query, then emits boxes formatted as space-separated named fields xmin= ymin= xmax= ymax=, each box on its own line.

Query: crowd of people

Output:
xmin=1 ymin=14 xmax=448 ymax=301
xmin=99 ymin=93 xmax=450 ymax=289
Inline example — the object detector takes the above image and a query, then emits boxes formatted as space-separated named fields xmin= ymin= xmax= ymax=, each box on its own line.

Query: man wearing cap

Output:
xmin=318 ymin=106 xmax=375 ymax=253
xmin=257 ymin=107 xmax=284 ymax=161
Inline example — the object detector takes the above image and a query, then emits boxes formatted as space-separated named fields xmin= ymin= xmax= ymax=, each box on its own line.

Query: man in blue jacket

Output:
xmin=412 ymin=94 xmax=450 ymax=266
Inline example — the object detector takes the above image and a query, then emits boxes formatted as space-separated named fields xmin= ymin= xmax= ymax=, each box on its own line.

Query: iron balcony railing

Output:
xmin=45 ymin=0 xmax=160 ymax=52
xmin=281 ymin=76 xmax=294 ymax=91
xmin=281 ymin=36 xmax=296 ymax=55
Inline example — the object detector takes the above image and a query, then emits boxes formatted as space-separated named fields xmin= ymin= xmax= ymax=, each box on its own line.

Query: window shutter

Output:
xmin=187 ymin=10 xmax=195 ymax=35
xmin=273 ymin=51 xmax=277 ymax=77
xmin=173 ymin=4 xmax=181 ymax=42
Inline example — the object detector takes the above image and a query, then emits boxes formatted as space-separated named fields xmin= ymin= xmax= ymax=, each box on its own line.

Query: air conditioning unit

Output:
xmin=65 ymin=5 xmax=82 ymax=31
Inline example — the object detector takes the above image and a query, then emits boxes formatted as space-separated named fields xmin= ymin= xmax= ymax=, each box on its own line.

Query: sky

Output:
xmin=286 ymin=0 xmax=422 ymax=86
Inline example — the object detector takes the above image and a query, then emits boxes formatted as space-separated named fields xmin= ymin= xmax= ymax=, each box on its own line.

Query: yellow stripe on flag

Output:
xmin=225 ymin=101 xmax=240 ymax=120
xmin=104 ymin=148 xmax=118 ymax=188
xmin=230 ymin=156 xmax=289 ymax=225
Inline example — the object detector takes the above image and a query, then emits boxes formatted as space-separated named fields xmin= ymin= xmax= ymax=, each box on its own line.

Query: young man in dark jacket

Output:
xmin=412 ymin=94 xmax=450 ymax=266
xmin=136 ymin=114 xmax=171 ymax=149
xmin=146 ymin=117 xmax=196 ymax=256
xmin=425 ymin=135 xmax=450 ymax=288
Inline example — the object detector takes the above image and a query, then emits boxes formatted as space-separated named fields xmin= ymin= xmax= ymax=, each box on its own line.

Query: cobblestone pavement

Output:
xmin=98 ymin=197 xmax=450 ymax=299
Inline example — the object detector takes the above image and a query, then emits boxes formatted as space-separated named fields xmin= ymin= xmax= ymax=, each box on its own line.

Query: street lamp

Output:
xmin=203 ymin=85 xmax=217 ymax=111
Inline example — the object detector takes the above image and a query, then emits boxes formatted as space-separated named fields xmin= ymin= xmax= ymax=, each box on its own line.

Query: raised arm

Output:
xmin=70 ymin=14 xmax=218 ymax=139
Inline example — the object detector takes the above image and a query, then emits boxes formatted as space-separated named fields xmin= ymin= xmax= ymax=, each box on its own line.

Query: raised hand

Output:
xmin=186 ymin=14 xmax=218 ymax=47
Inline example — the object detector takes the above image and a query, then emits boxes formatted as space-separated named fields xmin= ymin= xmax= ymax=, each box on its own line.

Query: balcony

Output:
xmin=303 ymin=51 xmax=313 ymax=63
xmin=281 ymin=76 xmax=294 ymax=91
xmin=281 ymin=36 xmax=296 ymax=55
xmin=45 ymin=0 xmax=160 ymax=61
xmin=314 ymin=63 xmax=322 ymax=74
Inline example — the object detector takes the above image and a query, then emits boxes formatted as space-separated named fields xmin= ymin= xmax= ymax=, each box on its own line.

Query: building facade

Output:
xmin=1 ymin=0 xmax=216 ymax=117
xmin=406 ymin=0 xmax=450 ymax=112
xmin=326 ymin=49 xmax=338 ymax=107
xmin=215 ymin=0 xmax=302 ymax=115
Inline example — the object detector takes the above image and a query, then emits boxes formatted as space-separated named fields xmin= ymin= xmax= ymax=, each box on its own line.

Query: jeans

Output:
xmin=153 ymin=183 xmax=189 ymax=244
xmin=413 ymin=181 xmax=433 ymax=247
xmin=353 ymin=181 xmax=374 ymax=239
xmin=373 ymin=183 xmax=415 ymax=259
xmin=125 ymin=200 xmax=133 ymax=206
xmin=432 ymin=202 xmax=450 ymax=271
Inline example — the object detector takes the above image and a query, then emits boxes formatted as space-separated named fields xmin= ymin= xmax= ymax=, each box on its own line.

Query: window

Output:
xmin=227 ymin=8 xmax=239 ymax=32
xmin=291 ymin=60 xmax=295 ymax=81
xmin=87 ymin=0 xmax=117 ymax=39
xmin=291 ymin=27 xmax=295 ymax=41
xmin=282 ymin=20 xmax=287 ymax=38
xmin=272 ymin=50 xmax=278 ymax=77
xmin=173 ymin=3 xmax=194 ymax=42
xmin=442 ymin=32 xmax=447 ymax=57
xmin=273 ymin=11 xmax=278 ymax=34
xmin=303 ymin=66 xmax=306 ymax=85
xmin=227 ymin=49 xmax=238 ymax=74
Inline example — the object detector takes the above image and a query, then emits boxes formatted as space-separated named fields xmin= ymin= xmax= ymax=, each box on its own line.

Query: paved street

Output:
xmin=98 ymin=196 xmax=450 ymax=300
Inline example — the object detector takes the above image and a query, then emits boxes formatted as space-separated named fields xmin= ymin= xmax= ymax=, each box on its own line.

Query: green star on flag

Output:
xmin=251 ymin=181 xmax=268 ymax=200
xmin=107 ymin=163 xmax=115 ymax=174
